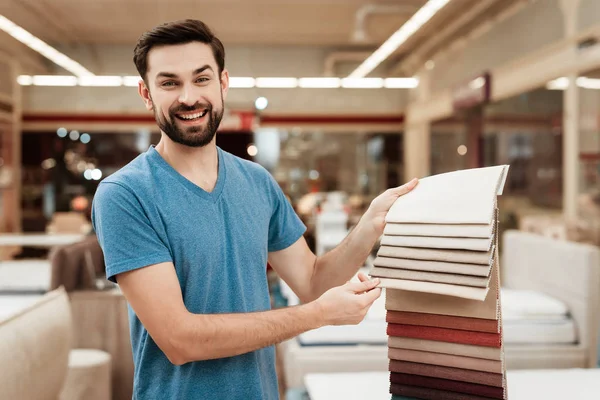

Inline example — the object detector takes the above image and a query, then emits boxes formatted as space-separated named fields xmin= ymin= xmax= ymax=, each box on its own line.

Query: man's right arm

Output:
xmin=117 ymin=261 xmax=381 ymax=365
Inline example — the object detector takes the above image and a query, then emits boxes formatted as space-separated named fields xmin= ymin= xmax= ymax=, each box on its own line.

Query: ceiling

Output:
xmin=1 ymin=0 xmax=427 ymax=47
xmin=0 ymin=0 xmax=528 ymax=77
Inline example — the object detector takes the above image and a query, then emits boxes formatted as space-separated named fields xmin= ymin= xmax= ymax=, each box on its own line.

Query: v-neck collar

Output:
xmin=148 ymin=145 xmax=226 ymax=203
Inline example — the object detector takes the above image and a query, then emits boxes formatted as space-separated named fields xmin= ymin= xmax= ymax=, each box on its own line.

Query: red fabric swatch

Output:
xmin=390 ymin=372 xmax=504 ymax=399
xmin=386 ymin=310 xmax=499 ymax=333
xmin=389 ymin=359 xmax=504 ymax=387
xmin=387 ymin=323 xmax=501 ymax=347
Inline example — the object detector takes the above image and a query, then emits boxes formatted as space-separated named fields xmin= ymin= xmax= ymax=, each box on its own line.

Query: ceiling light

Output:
xmin=577 ymin=77 xmax=600 ymax=89
xmin=348 ymin=0 xmax=452 ymax=78
xmin=17 ymin=75 xmax=33 ymax=85
xmin=229 ymin=77 xmax=256 ymax=88
xmin=298 ymin=78 xmax=341 ymax=88
xmin=255 ymin=77 xmax=298 ymax=88
xmin=0 ymin=15 xmax=93 ymax=77
xmin=384 ymin=77 xmax=419 ymax=88
xmin=79 ymin=76 xmax=122 ymax=86
xmin=122 ymin=76 xmax=142 ymax=87
xmin=342 ymin=78 xmax=384 ymax=88
xmin=32 ymin=75 xmax=77 ymax=86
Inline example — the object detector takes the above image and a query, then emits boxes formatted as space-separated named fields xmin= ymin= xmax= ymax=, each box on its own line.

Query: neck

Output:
xmin=155 ymin=135 xmax=219 ymax=191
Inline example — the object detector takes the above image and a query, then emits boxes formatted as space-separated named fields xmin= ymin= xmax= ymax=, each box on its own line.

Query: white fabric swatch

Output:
xmin=386 ymin=165 xmax=509 ymax=224
xmin=384 ymin=222 xmax=494 ymax=238
xmin=370 ymin=266 xmax=489 ymax=287
xmin=377 ymin=245 xmax=494 ymax=265
xmin=373 ymin=256 xmax=492 ymax=277
xmin=380 ymin=234 xmax=494 ymax=251
xmin=379 ymin=278 xmax=490 ymax=301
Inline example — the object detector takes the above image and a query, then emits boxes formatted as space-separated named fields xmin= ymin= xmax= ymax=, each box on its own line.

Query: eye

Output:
xmin=161 ymin=81 xmax=177 ymax=87
xmin=196 ymin=77 xmax=210 ymax=83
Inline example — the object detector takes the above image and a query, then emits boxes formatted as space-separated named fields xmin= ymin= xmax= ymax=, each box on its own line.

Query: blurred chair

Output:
xmin=49 ymin=235 xmax=107 ymax=292
xmin=0 ymin=288 xmax=72 ymax=400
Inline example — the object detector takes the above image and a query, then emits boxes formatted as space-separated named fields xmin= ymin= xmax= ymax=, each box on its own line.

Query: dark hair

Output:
xmin=133 ymin=19 xmax=225 ymax=81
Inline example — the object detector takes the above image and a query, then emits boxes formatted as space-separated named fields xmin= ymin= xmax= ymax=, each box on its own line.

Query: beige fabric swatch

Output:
xmin=384 ymin=222 xmax=493 ymax=238
xmin=373 ymin=256 xmax=491 ymax=277
xmin=388 ymin=336 xmax=502 ymax=361
xmin=386 ymin=165 xmax=509 ymax=224
xmin=388 ymin=347 xmax=503 ymax=373
xmin=370 ymin=266 xmax=489 ymax=287
xmin=377 ymin=245 xmax=494 ymax=266
xmin=380 ymin=234 xmax=494 ymax=252
xmin=385 ymin=258 xmax=500 ymax=319
xmin=380 ymin=278 xmax=490 ymax=300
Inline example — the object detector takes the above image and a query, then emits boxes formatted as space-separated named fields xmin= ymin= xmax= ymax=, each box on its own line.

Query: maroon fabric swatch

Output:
xmin=386 ymin=310 xmax=499 ymax=333
xmin=387 ymin=323 xmax=501 ymax=347
xmin=390 ymin=372 xmax=504 ymax=399
xmin=390 ymin=383 xmax=504 ymax=400
xmin=389 ymin=360 xmax=504 ymax=387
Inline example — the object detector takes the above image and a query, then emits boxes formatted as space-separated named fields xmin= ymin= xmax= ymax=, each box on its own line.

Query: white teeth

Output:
xmin=179 ymin=110 xmax=207 ymax=120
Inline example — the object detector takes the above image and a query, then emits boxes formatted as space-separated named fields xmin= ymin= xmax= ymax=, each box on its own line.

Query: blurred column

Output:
xmin=560 ymin=0 xmax=580 ymax=219
xmin=404 ymin=69 xmax=431 ymax=181
xmin=0 ymin=54 xmax=22 ymax=232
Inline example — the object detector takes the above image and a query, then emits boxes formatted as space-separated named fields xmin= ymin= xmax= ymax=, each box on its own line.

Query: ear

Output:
xmin=220 ymin=69 xmax=230 ymax=100
xmin=138 ymin=80 xmax=153 ymax=111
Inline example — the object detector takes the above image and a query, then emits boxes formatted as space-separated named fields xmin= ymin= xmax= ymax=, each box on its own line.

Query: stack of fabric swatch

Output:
xmin=370 ymin=165 xmax=510 ymax=400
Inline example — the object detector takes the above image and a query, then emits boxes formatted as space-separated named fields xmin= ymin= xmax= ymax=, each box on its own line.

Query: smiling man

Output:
xmin=92 ymin=19 xmax=417 ymax=400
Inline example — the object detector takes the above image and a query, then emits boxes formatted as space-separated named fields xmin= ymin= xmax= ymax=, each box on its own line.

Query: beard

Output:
xmin=153 ymin=93 xmax=224 ymax=148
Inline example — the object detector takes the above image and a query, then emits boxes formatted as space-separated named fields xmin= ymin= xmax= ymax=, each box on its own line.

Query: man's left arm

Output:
xmin=269 ymin=178 xmax=418 ymax=303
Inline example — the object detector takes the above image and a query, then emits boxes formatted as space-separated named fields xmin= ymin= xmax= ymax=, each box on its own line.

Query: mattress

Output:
xmin=0 ymin=260 xmax=51 ymax=293
xmin=0 ymin=294 xmax=45 ymax=322
xmin=298 ymin=319 xmax=387 ymax=345
xmin=299 ymin=290 xmax=387 ymax=345
xmin=304 ymin=369 xmax=600 ymax=400
xmin=503 ymin=318 xmax=577 ymax=344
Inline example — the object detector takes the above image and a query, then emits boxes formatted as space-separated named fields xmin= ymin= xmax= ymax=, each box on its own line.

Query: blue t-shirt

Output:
xmin=92 ymin=145 xmax=306 ymax=400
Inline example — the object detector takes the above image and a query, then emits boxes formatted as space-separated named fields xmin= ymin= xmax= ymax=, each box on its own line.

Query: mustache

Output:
xmin=170 ymin=102 xmax=212 ymax=114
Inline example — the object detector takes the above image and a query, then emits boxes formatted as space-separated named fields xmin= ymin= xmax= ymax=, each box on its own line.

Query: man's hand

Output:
xmin=314 ymin=273 xmax=382 ymax=326
xmin=362 ymin=178 xmax=419 ymax=236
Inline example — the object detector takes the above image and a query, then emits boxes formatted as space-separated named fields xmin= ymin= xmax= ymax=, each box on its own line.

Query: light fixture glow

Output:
xmin=298 ymin=78 xmax=341 ymax=88
xmin=0 ymin=15 xmax=93 ymax=77
xmin=32 ymin=75 xmax=78 ymax=86
xmin=348 ymin=0 xmax=452 ymax=78
xmin=255 ymin=77 xmax=298 ymax=88
xmin=91 ymin=169 xmax=103 ymax=180
xmin=79 ymin=76 xmax=122 ymax=87
xmin=342 ymin=78 xmax=384 ymax=89
xmin=255 ymin=97 xmax=269 ymax=110
xmin=229 ymin=77 xmax=256 ymax=88
xmin=384 ymin=77 xmax=419 ymax=88
xmin=247 ymin=144 xmax=258 ymax=157
xmin=80 ymin=133 xmax=91 ymax=144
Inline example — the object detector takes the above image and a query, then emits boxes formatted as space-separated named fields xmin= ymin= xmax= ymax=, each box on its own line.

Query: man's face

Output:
xmin=140 ymin=42 xmax=229 ymax=148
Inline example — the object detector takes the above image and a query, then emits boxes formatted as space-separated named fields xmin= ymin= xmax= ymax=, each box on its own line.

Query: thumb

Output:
xmin=361 ymin=287 xmax=382 ymax=305
xmin=391 ymin=178 xmax=418 ymax=197
xmin=346 ymin=278 xmax=380 ymax=294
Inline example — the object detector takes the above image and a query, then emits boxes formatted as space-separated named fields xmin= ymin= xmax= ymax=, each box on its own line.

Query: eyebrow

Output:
xmin=155 ymin=65 xmax=214 ymax=80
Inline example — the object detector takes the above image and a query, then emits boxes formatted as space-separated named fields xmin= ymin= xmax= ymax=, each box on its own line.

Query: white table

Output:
xmin=304 ymin=369 xmax=600 ymax=400
xmin=0 ymin=233 xmax=85 ymax=247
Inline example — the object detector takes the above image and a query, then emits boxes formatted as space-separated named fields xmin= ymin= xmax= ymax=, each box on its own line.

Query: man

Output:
xmin=92 ymin=19 xmax=417 ymax=400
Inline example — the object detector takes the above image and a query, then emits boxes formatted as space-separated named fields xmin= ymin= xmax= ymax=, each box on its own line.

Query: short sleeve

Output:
xmin=266 ymin=174 xmax=306 ymax=252
xmin=92 ymin=182 xmax=173 ymax=283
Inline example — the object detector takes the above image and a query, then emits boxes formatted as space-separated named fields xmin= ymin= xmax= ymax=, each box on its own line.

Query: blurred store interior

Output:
xmin=1 ymin=0 xmax=600 ymax=399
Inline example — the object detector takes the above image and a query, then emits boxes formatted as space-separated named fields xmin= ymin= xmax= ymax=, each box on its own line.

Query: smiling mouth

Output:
xmin=175 ymin=109 xmax=209 ymax=122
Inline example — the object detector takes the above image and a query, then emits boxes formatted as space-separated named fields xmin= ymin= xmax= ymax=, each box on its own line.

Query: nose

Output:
xmin=178 ymin=83 xmax=198 ymax=106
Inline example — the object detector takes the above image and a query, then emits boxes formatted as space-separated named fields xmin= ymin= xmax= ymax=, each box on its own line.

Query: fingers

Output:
xmin=391 ymin=178 xmax=418 ymax=197
xmin=362 ymin=286 xmax=382 ymax=304
xmin=357 ymin=272 xmax=369 ymax=282
xmin=346 ymin=277 xmax=380 ymax=293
